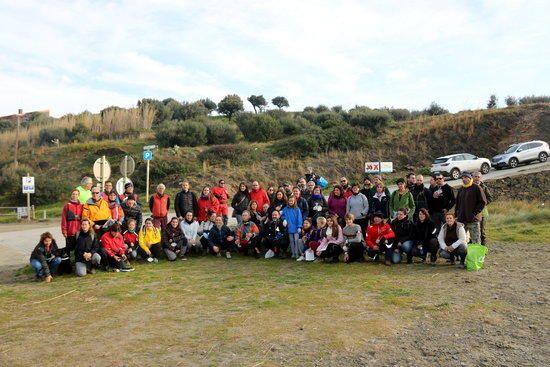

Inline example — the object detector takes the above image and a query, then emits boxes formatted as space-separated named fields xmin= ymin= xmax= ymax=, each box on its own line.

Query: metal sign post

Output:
xmin=143 ymin=148 xmax=155 ymax=201
xmin=22 ymin=173 xmax=35 ymax=223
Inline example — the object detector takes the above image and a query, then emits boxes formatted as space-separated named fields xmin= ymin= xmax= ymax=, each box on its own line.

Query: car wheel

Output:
xmin=450 ymin=168 xmax=460 ymax=180
xmin=539 ymin=152 xmax=548 ymax=163
xmin=509 ymin=157 xmax=519 ymax=168
xmin=480 ymin=163 xmax=490 ymax=174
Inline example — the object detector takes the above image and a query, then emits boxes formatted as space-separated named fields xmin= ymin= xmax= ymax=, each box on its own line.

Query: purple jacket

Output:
xmin=328 ymin=195 xmax=347 ymax=220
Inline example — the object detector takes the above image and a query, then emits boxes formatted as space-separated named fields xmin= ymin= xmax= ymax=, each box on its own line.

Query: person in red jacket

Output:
xmin=197 ymin=186 xmax=220 ymax=223
xmin=149 ymin=183 xmax=170 ymax=229
xmin=211 ymin=179 xmax=230 ymax=225
xmin=122 ymin=218 xmax=139 ymax=259
xmin=61 ymin=189 xmax=83 ymax=260
xmin=249 ymin=181 xmax=270 ymax=214
xmin=365 ymin=211 xmax=396 ymax=265
xmin=100 ymin=223 xmax=133 ymax=272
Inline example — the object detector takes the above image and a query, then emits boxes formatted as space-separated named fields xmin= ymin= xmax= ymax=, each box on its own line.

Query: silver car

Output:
xmin=491 ymin=140 xmax=549 ymax=169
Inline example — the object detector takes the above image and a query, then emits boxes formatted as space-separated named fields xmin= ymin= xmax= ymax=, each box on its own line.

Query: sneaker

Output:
xmin=153 ymin=258 xmax=159 ymax=263
xmin=226 ymin=251 xmax=231 ymax=259
xmin=264 ymin=249 xmax=275 ymax=259
xmin=121 ymin=267 xmax=134 ymax=272
xmin=373 ymin=254 xmax=379 ymax=262
xmin=297 ymin=255 xmax=305 ymax=262
xmin=147 ymin=257 xmax=154 ymax=263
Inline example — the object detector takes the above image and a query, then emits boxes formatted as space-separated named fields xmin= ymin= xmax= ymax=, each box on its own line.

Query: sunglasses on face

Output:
xmin=436 ymin=178 xmax=443 ymax=180
xmin=92 ymin=192 xmax=100 ymax=195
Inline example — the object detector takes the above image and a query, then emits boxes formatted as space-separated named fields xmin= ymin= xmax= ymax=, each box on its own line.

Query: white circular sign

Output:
xmin=120 ymin=155 xmax=136 ymax=177
xmin=116 ymin=177 xmax=133 ymax=195
xmin=93 ymin=157 xmax=111 ymax=182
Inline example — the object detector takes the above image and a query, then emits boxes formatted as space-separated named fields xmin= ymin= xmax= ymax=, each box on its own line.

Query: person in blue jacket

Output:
xmin=281 ymin=196 xmax=303 ymax=259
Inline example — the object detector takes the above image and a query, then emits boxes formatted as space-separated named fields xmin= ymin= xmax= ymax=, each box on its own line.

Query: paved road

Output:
xmin=1 ymin=161 xmax=548 ymax=267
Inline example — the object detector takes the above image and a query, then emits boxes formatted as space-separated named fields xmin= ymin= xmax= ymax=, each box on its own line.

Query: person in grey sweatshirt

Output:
xmin=346 ymin=183 xmax=369 ymax=232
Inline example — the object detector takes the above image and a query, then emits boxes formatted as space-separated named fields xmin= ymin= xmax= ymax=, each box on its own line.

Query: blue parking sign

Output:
xmin=143 ymin=150 xmax=153 ymax=161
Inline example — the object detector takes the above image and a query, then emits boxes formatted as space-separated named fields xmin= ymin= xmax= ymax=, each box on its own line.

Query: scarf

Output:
xmin=463 ymin=179 xmax=473 ymax=188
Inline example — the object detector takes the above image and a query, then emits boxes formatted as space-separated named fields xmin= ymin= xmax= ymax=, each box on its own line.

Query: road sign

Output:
xmin=143 ymin=150 xmax=153 ymax=161
xmin=120 ymin=155 xmax=135 ymax=177
xmin=116 ymin=177 xmax=133 ymax=195
xmin=93 ymin=156 xmax=111 ymax=182
xmin=365 ymin=161 xmax=393 ymax=173
xmin=22 ymin=176 xmax=35 ymax=194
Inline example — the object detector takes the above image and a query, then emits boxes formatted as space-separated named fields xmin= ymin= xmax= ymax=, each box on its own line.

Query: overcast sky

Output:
xmin=1 ymin=0 xmax=548 ymax=117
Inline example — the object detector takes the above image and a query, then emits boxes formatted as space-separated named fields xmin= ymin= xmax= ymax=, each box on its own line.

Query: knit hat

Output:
xmin=461 ymin=172 xmax=472 ymax=179
xmin=124 ymin=182 xmax=133 ymax=189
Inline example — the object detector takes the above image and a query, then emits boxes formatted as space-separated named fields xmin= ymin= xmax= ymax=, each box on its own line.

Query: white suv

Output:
xmin=431 ymin=153 xmax=491 ymax=180
xmin=492 ymin=140 xmax=549 ymax=169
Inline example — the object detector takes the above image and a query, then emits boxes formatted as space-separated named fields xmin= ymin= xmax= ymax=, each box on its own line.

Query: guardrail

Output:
xmin=0 ymin=206 xmax=36 ymax=220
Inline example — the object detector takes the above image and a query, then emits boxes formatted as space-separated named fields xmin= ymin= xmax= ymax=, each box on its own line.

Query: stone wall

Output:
xmin=485 ymin=170 xmax=548 ymax=203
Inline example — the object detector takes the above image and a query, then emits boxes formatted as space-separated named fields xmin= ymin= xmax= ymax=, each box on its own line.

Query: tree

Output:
xmin=505 ymin=96 xmax=518 ymax=106
xmin=199 ymin=98 xmax=217 ymax=114
xmin=487 ymin=94 xmax=498 ymax=109
xmin=217 ymin=94 xmax=244 ymax=120
xmin=235 ymin=113 xmax=283 ymax=142
xmin=247 ymin=95 xmax=268 ymax=113
xmin=173 ymin=101 xmax=208 ymax=120
xmin=137 ymin=98 xmax=172 ymax=125
xmin=0 ymin=120 xmax=13 ymax=132
xmin=155 ymin=120 xmax=207 ymax=147
xmin=271 ymin=96 xmax=289 ymax=109
xmin=424 ymin=102 xmax=448 ymax=116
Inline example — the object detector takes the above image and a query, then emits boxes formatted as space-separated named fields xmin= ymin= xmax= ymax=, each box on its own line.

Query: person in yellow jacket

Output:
xmin=82 ymin=188 xmax=112 ymax=231
xmin=138 ymin=218 xmax=162 ymax=263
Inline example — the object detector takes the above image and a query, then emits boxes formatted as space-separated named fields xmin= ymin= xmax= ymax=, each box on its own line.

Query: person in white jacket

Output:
xmin=179 ymin=211 xmax=200 ymax=255
xmin=438 ymin=213 xmax=468 ymax=268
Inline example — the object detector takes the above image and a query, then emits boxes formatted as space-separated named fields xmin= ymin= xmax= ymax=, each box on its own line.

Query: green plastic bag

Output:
xmin=465 ymin=244 xmax=488 ymax=271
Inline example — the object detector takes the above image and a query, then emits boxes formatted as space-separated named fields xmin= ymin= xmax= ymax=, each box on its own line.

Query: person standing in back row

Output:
xmin=455 ymin=172 xmax=486 ymax=244
xmin=174 ymin=180 xmax=198 ymax=220
xmin=149 ymin=183 xmax=170 ymax=229
xmin=410 ymin=174 xmax=431 ymax=222
xmin=389 ymin=178 xmax=415 ymax=220
xmin=212 ymin=179 xmax=230 ymax=225
xmin=473 ymin=171 xmax=492 ymax=246
xmin=428 ymin=173 xmax=455 ymax=228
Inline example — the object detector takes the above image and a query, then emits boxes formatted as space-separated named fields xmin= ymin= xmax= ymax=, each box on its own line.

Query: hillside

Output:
xmin=0 ymin=103 xmax=548 ymax=207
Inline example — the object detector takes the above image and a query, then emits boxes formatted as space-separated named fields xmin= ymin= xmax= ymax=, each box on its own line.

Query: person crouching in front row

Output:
xmin=30 ymin=232 xmax=62 ymax=282
xmin=162 ymin=217 xmax=188 ymax=261
xmin=138 ymin=218 xmax=162 ymax=263
xmin=365 ymin=212 xmax=397 ymax=265
xmin=438 ymin=213 xmax=468 ymax=268
xmin=100 ymin=223 xmax=134 ymax=272
xmin=74 ymin=219 xmax=101 ymax=276
xmin=208 ymin=215 xmax=234 ymax=259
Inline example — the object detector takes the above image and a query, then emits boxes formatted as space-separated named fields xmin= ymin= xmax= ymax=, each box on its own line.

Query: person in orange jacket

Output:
xmin=149 ymin=183 xmax=170 ymax=229
xmin=365 ymin=212 xmax=397 ymax=265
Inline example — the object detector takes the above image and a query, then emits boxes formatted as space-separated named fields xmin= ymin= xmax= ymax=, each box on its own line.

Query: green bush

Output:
xmin=349 ymin=109 xmax=392 ymax=132
xmin=279 ymin=116 xmax=314 ymax=135
xmin=204 ymin=120 xmax=238 ymax=144
xmin=271 ymin=134 xmax=320 ymax=158
xmin=38 ymin=127 xmax=68 ymax=145
xmin=321 ymin=125 xmax=366 ymax=151
xmin=235 ymin=113 xmax=283 ymax=142
xmin=198 ymin=144 xmax=260 ymax=165
xmin=155 ymin=120 xmax=207 ymax=147
xmin=518 ymin=95 xmax=550 ymax=104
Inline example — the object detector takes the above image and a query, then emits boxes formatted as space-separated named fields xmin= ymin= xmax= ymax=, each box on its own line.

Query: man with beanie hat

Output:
xmin=455 ymin=172 xmax=487 ymax=244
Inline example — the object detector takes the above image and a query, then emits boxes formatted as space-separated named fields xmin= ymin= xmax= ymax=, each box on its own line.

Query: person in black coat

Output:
xmin=231 ymin=182 xmax=251 ymax=225
xmin=307 ymin=186 xmax=328 ymax=222
xmin=174 ymin=181 xmax=199 ymax=219
xmin=30 ymin=232 xmax=62 ymax=282
xmin=390 ymin=208 xmax=415 ymax=263
xmin=413 ymin=208 xmax=439 ymax=265
xmin=428 ymin=174 xmax=456 ymax=228
xmin=74 ymin=219 xmax=101 ymax=276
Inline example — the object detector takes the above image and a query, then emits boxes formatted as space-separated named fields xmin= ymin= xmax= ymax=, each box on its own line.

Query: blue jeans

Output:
xmin=30 ymin=257 xmax=62 ymax=278
xmin=289 ymin=233 xmax=301 ymax=258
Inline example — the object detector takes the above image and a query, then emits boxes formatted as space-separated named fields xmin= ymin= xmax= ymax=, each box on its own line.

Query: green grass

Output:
xmin=486 ymin=201 xmax=549 ymax=243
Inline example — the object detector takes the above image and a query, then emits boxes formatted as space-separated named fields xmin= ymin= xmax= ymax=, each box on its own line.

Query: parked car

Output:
xmin=492 ymin=140 xmax=549 ymax=169
xmin=431 ymin=153 xmax=491 ymax=180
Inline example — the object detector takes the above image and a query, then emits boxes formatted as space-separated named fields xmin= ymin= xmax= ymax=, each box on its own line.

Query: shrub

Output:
xmin=38 ymin=127 xmax=68 ymax=145
xmin=349 ymin=109 xmax=392 ymax=132
xmin=518 ymin=95 xmax=550 ymax=105
xmin=321 ymin=125 xmax=366 ymax=151
xmin=385 ymin=108 xmax=411 ymax=121
xmin=505 ymin=96 xmax=518 ymax=106
xmin=424 ymin=102 xmax=449 ymax=116
xmin=0 ymin=120 xmax=13 ymax=132
xmin=235 ymin=113 xmax=283 ymax=142
xmin=155 ymin=120 xmax=207 ymax=147
xmin=198 ymin=144 xmax=260 ymax=165
xmin=204 ymin=120 xmax=238 ymax=145
xmin=271 ymin=134 xmax=320 ymax=158
xmin=314 ymin=111 xmax=346 ymax=129
xmin=279 ymin=116 xmax=314 ymax=135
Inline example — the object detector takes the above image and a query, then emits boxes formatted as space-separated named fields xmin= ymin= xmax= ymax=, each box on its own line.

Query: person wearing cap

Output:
xmin=121 ymin=194 xmax=143 ymax=231
xmin=365 ymin=212 xmax=396 ymax=265
xmin=473 ymin=171 xmax=493 ymax=246
xmin=149 ymin=183 xmax=170 ymax=229
xmin=455 ymin=172 xmax=487 ymax=244
xmin=390 ymin=178 xmax=415 ymax=220
xmin=211 ymin=179 xmax=230 ymax=225
xmin=120 ymin=182 xmax=139 ymax=204
xmin=76 ymin=176 xmax=94 ymax=204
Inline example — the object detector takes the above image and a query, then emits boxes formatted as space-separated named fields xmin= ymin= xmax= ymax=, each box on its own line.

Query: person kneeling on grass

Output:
xmin=262 ymin=210 xmax=289 ymax=259
xmin=162 ymin=217 xmax=188 ymax=261
xmin=122 ymin=218 xmax=139 ymax=260
xmin=316 ymin=215 xmax=344 ymax=263
xmin=100 ymin=223 xmax=134 ymax=272
xmin=181 ymin=211 xmax=201 ymax=256
xmin=365 ymin=212 xmax=396 ymax=265
xmin=198 ymin=211 xmax=217 ymax=254
xmin=342 ymin=214 xmax=365 ymax=263
xmin=208 ymin=216 xmax=234 ymax=259
xmin=30 ymin=232 xmax=62 ymax=282
xmin=438 ymin=213 xmax=468 ymax=268
xmin=390 ymin=208 xmax=415 ymax=264
xmin=235 ymin=210 xmax=261 ymax=258
xmin=74 ymin=219 xmax=101 ymax=276
xmin=138 ymin=218 xmax=162 ymax=263
xmin=413 ymin=208 xmax=439 ymax=266
xmin=296 ymin=217 xmax=315 ymax=262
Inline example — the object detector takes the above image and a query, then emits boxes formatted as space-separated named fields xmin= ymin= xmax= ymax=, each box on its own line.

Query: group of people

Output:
xmin=30 ymin=169 xmax=492 ymax=282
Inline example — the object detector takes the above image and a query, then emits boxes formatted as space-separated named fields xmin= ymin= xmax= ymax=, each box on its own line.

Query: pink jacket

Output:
xmin=317 ymin=225 xmax=344 ymax=252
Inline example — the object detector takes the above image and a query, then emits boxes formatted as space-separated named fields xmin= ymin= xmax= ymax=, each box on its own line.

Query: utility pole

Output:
xmin=14 ymin=109 xmax=22 ymax=168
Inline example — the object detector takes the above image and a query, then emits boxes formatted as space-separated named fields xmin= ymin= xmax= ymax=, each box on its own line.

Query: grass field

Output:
xmin=0 ymin=201 xmax=548 ymax=366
